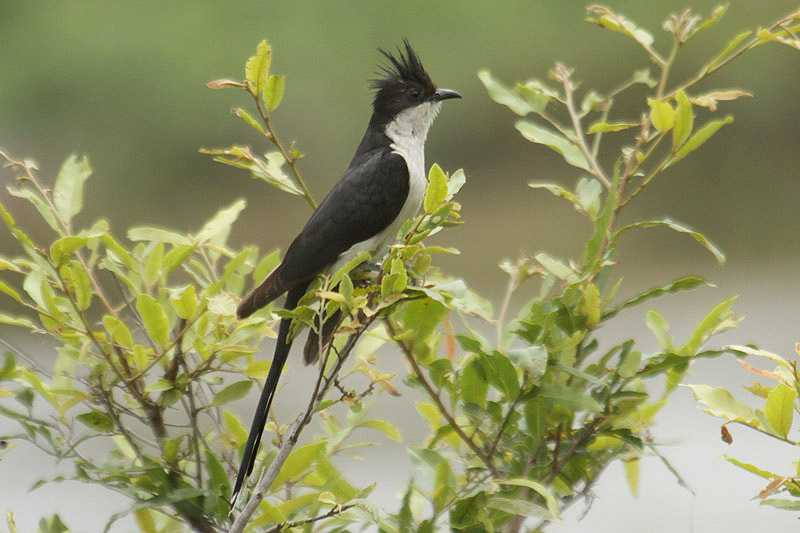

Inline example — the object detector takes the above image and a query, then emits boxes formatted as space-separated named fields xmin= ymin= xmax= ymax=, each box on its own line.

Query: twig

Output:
xmin=264 ymin=504 xmax=356 ymax=533
xmin=229 ymin=313 xmax=376 ymax=532
xmin=249 ymin=91 xmax=318 ymax=210
xmin=384 ymin=318 xmax=501 ymax=478
xmin=556 ymin=64 xmax=611 ymax=188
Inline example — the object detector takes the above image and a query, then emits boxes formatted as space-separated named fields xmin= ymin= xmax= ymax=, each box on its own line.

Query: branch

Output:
xmin=263 ymin=504 xmax=356 ymax=533
xmin=250 ymin=91 xmax=318 ymax=210
xmin=228 ymin=312 xmax=376 ymax=532
xmin=384 ymin=318 xmax=501 ymax=479
xmin=555 ymin=64 xmax=611 ymax=188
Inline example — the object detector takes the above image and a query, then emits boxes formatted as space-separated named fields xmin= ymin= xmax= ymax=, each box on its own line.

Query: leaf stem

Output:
xmin=250 ymin=91 xmax=318 ymax=210
xmin=559 ymin=65 xmax=611 ymax=188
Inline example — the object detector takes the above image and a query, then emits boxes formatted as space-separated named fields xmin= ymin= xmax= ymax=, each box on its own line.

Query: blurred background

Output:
xmin=1 ymin=1 xmax=799 ymax=531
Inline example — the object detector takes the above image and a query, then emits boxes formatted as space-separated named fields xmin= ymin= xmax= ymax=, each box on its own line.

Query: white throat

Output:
xmin=327 ymin=101 xmax=442 ymax=274
xmin=384 ymin=100 xmax=442 ymax=212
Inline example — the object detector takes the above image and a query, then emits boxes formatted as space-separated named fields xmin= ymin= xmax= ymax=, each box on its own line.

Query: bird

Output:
xmin=231 ymin=40 xmax=461 ymax=503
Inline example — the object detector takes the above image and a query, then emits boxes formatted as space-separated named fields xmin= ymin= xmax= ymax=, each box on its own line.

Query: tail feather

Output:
xmin=237 ymin=264 xmax=287 ymax=319
xmin=231 ymin=281 xmax=309 ymax=505
xmin=303 ymin=307 xmax=343 ymax=365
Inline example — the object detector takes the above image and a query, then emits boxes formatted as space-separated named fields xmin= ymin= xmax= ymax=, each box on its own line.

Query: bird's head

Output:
xmin=370 ymin=40 xmax=461 ymax=137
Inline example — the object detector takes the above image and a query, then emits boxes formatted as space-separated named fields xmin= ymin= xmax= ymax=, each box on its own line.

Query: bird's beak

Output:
xmin=433 ymin=88 xmax=462 ymax=101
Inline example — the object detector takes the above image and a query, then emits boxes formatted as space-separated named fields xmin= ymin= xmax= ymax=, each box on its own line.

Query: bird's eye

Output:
xmin=408 ymin=87 xmax=423 ymax=100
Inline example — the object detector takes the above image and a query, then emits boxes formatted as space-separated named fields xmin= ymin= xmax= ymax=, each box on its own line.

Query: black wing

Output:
xmin=278 ymin=148 xmax=409 ymax=285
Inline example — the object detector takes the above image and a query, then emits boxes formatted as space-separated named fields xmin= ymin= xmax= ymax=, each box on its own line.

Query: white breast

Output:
xmin=328 ymin=101 xmax=442 ymax=273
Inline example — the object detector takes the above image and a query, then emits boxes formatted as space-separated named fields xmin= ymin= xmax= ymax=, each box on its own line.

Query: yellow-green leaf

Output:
xmin=245 ymin=40 xmax=272 ymax=95
xmin=265 ymin=75 xmax=285 ymax=111
xmin=53 ymin=154 xmax=92 ymax=223
xmin=624 ymin=458 xmax=640 ymax=498
xmin=103 ymin=315 xmax=134 ymax=350
xmin=669 ymin=116 xmax=734 ymax=167
xmin=515 ymin=120 xmax=592 ymax=172
xmin=424 ymin=164 xmax=448 ymax=213
xmin=212 ymin=380 xmax=253 ymax=406
xmin=648 ymin=98 xmax=674 ymax=132
xmin=765 ymin=383 xmax=797 ymax=438
xmin=136 ymin=294 xmax=169 ymax=348
xmin=672 ymin=90 xmax=693 ymax=147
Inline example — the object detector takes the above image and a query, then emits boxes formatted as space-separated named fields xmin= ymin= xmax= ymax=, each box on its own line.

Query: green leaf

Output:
xmin=264 ymin=75 xmax=285 ymax=111
xmin=672 ymin=90 xmax=694 ymax=147
xmin=450 ymin=492 xmax=488 ymax=528
xmin=508 ymin=345 xmax=547 ymax=379
xmin=271 ymin=441 xmax=326 ymax=489
xmin=529 ymin=182 xmax=581 ymax=209
xmin=254 ymin=249 xmax=282 ymax=282
xmin=446 ymin=168 xmax=466 ymax=200
xmin=761 ymin=499 xmax=800 ymax=511
xmin=487 ymin=497 xmax=552 ymax=521
xmin=433 ymin=460 xmax=456 ymax=513
xmin=669 ymin=116 xmax=734 ymax=167
xmin=358 ymin=419 xmax=402 ymax=442
xmin=623 ymin=458 xmax=641 ymax=499
xmin=587 ymin=121 xmax=639 ymax=133
xmin=136 ymin=294 xmax=170 ymax=348
xmin=53 ymin=154 xmax=92 ymax=223
xmin=478 ymin=70 xmax=533 ymax=116
xmin=648 ymin=98 xmax=674 ymax=132
xmin=722 ymin=455 xmax=774 ymax=480
xmin=245 ymin=40 xmax=272 ymax=95
xmin=500 ymin=478 xmax=561 ymax=522
xmin=481 ymin=351 xmax=520 ymax=398
xmin=515 ymin=120 xmax=592 ymax=172
xmin=0 ymin=280 xmax=23 ymax=303
xmin=103 ymin=315 xmax=134 ymax=350
xmin=212 ymin=380 xmax=253 ymax=406
xmin=76 ymin=410 xmax=114 ymax=432
xmin=170 ymin=284 xmax=198 ymax=320
xmin=541 ymin=383 xmax=603 ymax=413
xmin=133 ymin=509 xmax=157 ymax=533
xmin=646 ymin=310 xmax=673 ymax=351
xmin=605 ymin=277 xmax=709 ymax=319
xmin=6 ymin=186 xmax=63 ymax=235
xmin=614 ymin=219 xmax=725 ymax=265
xmin=586 ymin=6 xmax=657 ymax=58
xmin=0 ymin=312 xmax=35 ymax=329
xmin=424 ymin=164 xmax=448 ymax=213
xmin=127 ymin=227 xmax=191 ymax=245
xmin=681 ymin=296 xmax=738 ymax=356
xmin=708 ymin=30 xmax=752 ymax=68
xmin=233 ymin=107 xmax=265 ymax=135
xmin=49 ymin=236 xmax=88 ymax=266
xmin=765 ymin=383 xmax=796 ymax=438
xmin=683 ymin=384 xmax=760 ymax=426
xmin=196 ymin=198 xmax=246 ymax=242
xmin=575 ymin=177 xmax=603 ymax=218
xmin=401 ymin=298 xmax=446 ymax=344
xmin=460 ymin=358 xmax=488 ymax=407
xmin=223 ymin=409 xmax=248 ymax=444
xmin=583 ymin=170 xmax=620 ymax=268
xmin=535 ymin=252 xmax=576 ymax=282
xmin=61 ymin=261 xmax=92 ymax=311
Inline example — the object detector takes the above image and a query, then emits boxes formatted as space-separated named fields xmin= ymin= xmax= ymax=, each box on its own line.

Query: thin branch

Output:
xmin=264 ymin=504 xmax=356 ymax=533
xmin=249 ymin=91 xmax=318 ymax=210
xmin=229 ymin=312 xmax=376 ymax=532
xmin=385 ymin=318 xmax=501 ymax=479
xmin=556 ymin=65 xmax=611 ymax=188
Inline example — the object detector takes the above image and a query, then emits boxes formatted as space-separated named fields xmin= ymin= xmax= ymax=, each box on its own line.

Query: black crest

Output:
xmin=370 ymin=40 xmax=436 ymax=120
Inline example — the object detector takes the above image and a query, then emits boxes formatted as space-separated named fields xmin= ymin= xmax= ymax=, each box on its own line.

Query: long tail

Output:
xmin=237 ymin=263 xmax=287 ymax=320
xmin=231 ymin=281 xmax=310 ymax=505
